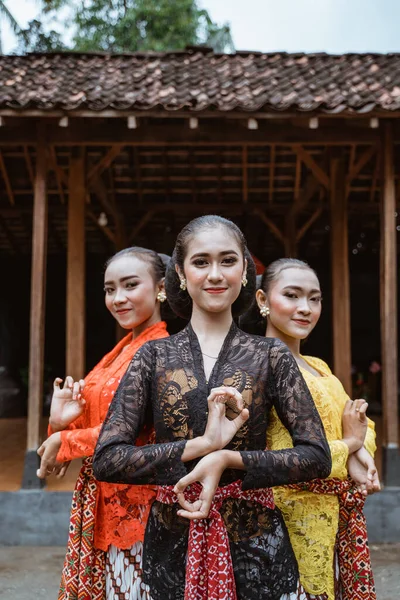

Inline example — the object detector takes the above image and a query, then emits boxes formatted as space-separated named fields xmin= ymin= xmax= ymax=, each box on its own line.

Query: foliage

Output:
xmin=17 ymin=19 xmax=66 ymax=53
xmin=16 ymin=0 xmax=234 ymax=54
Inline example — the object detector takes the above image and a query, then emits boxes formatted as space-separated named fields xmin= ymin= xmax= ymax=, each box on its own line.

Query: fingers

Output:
xmin=55 ymin=461 xmax=70 ymax=478
xmin=36 ymin=456 xmax=51 ymax=479
xmin=63 ymin=376 xmax=74 ymax=390
xmin=53 ymin=377 xmax=63 ymax=391
xmin=232 ymin=408 xmax=250 ymax=432
xmin=208 ymin=387 xmax=244 ymax=411
xmin=177 ymin=491 xmax=213 ymax=520
xmin=37 ymin=443 xmax=45 ymax=457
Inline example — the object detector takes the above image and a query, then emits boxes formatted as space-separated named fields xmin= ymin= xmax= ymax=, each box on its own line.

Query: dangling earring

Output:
xmin=260 ymin=305 xmax=270 ymax=318
xmin=179 ymin=277 xmax=187 ymax=291
xmin=241 ymin=275 xmax=248 ymax=288
xmin=157 ymin=290 xmax=167 ymax=303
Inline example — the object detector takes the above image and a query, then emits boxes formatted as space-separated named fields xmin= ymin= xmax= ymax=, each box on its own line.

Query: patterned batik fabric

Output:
xmin=287 ymin=478 xmax=376 ymax=600
xmin=58 ymin=457 xmax=106 ymax=600
xmin=106 ymin=543 xmax=150 ymax=600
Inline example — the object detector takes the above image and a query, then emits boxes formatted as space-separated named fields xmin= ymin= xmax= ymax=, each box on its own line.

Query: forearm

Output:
xmin=57 ymin=425 xmax=101 ymax=462
xmin=240 ymin=443 xmax=331 ymax=490
xmin=93 ymin=438 xmax=188 ymax=485
xmin=181 ymin=435 xmax=217 ymax=462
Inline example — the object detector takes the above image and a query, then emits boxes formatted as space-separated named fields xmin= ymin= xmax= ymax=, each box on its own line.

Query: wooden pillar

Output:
xmin=22 ymin=125 xmax=47 ymax=489
xmin=66 ymin=148 xmax=86 ymax=379
xmin=380 ymin=123 xmax=400 ymax=486
xmin=330 ymin=155 xmax=352 ymax=394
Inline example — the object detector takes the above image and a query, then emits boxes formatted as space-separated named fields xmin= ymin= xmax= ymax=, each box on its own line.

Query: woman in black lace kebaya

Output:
xmin=93 ymin=215 xmax=332 ymax=600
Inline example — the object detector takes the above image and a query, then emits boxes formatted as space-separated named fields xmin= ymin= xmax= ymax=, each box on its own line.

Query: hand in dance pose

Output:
xmin=347 ymin=446 xmax=381 ymax=496
xmin=36 ymin=432 xmax=69 ymax=478
xmin=341 ymin=398 xmax=368 ymax=454
xmin=175 ymin=386 xmax=249 ymax=518
xmin=49 ymin=376 xmax=86 ymax=432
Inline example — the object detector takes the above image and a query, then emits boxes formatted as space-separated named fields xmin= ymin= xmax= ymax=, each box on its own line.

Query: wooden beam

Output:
xmin=66 ymin=148 xmax=86 ymax=380
xmin=48 ymin=146 xmax=66 ymax=204
xmin=0 ymin=150 xmax=14 ymax=205
xmin=0 ymin=121 xmax=382 ymax=146
xmin=87 ymin=144 xmax=124 ymax=184
xmin=23 ymin=145 xmax=35 ymax=188
xmin=23 ymin=125 xmax=47 ymax=489
xmin=0 ymin=214 xmax=19 ymax=253
xmin=284 ymin=213 xmax=297 ymax=257
xmin=296 ymin=206 xmax=323 ymax=241
xmin=293 ymin=145 xmax=330 ymax=189
xmin=87 ymin=208 xmax=115 ymax=244
xmin=330 ymin=155 xmax=352 ymax=394
xmin=242 ymin=146 xmax=248 ymax=203
xmin=380 ymin=122 xmax=400 ymax=485
xmin=129 ymin=209 xmax=155 ymax=243
xmin=252 ymin=208 xmax=284 ymax=243
xmin=347 ymin=145 xmax=376 ymax=183
xmin=269 ymin=145 xmax=275 ymax=205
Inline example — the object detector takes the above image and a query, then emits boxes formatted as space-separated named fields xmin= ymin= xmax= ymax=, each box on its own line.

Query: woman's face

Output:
xmin=260 ymin=267 xmax=322 ymax=340
xmin=104 ymin=255 xmax=161 ymax=330
xmin=178 ymin=226 xmax=246 ymax=315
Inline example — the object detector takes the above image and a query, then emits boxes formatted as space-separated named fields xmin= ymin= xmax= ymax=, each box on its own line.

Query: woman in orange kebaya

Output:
xmin=37 ymin=247 xmax=170 ymax=600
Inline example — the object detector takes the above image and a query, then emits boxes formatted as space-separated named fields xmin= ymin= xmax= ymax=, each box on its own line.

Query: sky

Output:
xmin=2 ymin=0 xmax=400 ymax=54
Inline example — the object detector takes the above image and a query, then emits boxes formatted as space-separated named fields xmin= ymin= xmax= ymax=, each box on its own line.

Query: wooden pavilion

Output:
xmin=0 ymin=49 xmax=398 ymax=490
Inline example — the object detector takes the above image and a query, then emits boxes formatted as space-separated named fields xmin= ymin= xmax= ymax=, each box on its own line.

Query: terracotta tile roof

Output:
xmin=1 ymin=49 xmax=400 ymax=114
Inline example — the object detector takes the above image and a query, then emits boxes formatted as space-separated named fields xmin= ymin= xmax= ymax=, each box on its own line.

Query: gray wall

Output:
xmin=0 ymin=488 xmax=399 ymax=546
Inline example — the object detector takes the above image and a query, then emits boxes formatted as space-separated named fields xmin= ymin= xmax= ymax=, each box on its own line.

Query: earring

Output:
xmin=241 ymin=275 xmax=248 ymax=288
xmin=179 ymin=278 xmax=187 ymax=291
xmin=157 ymin=290 xmax=167 ymax=303
xmin=260 ymin=305 xmax=270 ymax=318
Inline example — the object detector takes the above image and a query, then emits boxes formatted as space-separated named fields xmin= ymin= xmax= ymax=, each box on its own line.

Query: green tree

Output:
xmin=17 ymin=19 xmax=66 ymax=53
xmin=18 ymin=0 xmax=234 ymax=54
xmin=0 ymin=1 xmax=21 ymax=53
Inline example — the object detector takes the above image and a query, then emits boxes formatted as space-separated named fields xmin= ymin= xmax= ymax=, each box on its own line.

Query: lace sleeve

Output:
xmin=93 ymin=343 xmax=187 ymax=485
xmin=241 ymin=340 xmax=332 ymax=490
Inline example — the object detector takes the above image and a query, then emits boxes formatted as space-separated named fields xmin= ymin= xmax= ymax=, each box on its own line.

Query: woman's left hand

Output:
xmin=36 ymin=432 xmax=63 ymax=479
xmin=174 ymin=451 xmax=227 ymax=520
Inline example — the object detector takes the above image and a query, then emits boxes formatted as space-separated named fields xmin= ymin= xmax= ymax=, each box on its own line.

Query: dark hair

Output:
xmin=260 ymin=258 xmax=317 ymax=295
xmin=240 ymin=258 xmax=318 ymax=334
xmin=105 ymin=246 xmax=166 ymax=284
xmin=165 ymin=215 xmax=256 ymax=320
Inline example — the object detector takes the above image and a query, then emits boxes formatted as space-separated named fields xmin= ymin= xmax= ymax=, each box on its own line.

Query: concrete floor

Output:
xmin=0 ymin=545 xmax=399 ymax=599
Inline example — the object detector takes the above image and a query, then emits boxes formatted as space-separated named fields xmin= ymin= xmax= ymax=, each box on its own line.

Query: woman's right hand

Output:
xmin=342 ymin=398 xmax=368 ymax=454
xmin=49 ymin=376 xmax=86 ymax=432
xmin=203 ymin=386 xmax=249 ymax=452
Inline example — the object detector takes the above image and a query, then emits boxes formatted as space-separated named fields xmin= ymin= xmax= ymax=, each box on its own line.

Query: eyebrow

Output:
xmin=190 ymin=250 xmax=240 ymax=259
xmin=282 ymin=285 xmax=321 ymax=294
xmin=104 ymin=275 xmax=140 ymax=285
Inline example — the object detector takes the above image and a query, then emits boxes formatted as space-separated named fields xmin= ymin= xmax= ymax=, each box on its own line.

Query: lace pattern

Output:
xmin=94 ymin=324 xmax=331 ymax=600
xmin=267 ymin=355 xmax=377 ymax=598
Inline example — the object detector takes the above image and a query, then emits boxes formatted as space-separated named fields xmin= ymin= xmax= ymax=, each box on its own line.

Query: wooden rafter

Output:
xmin=242 ymin=146 xmax=248 ymax=203
xmin=133 ymin=147 xmax=143 ymax=204
xmin=269 ymin=145 xmax=275 ymax=205
xmin=0 ymin=213 xmax=19 ymax=253
xmin=48 ymin=146 xmax=66 ymax=204
xmin=296 ymin=205 xmax=324 ymax=242
xmin=87 ymin=208 xmax=115 ymax=244
xmin=87 ymin=144 xmax=124 ymax=183
xmin=0 ymin=150 xmax=14 ymax=205
xmin=129 ymin=209 xmax=155 ymax=243
xmin=23 ymin=145 xmax=34 ymax=188
xmin=252 ymin=208 xmax=284 ymax=243
xmin=292 ymin=145 xmax=330 ymax=189
xmin=294 ymin=154 xmax=301 ymax=202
